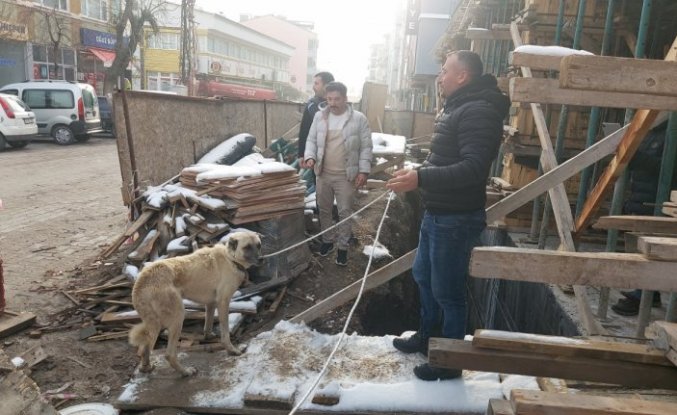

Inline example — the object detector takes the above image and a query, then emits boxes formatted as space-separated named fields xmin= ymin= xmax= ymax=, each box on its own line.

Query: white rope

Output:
xmin=261 ymin=190 xmax=390 ymax=259
xmin=287 ymin=190 xmax=394 ymax=415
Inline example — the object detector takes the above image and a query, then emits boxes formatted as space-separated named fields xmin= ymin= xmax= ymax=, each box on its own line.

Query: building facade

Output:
xmin=240 ymin=14 xmax=318 ymax=96
xmin=193 ymin=8 xmax=294 ymax=99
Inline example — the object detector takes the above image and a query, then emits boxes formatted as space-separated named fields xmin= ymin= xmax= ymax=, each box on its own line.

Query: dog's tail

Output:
xmin=129 ymin=322 xmax=151 ymax=348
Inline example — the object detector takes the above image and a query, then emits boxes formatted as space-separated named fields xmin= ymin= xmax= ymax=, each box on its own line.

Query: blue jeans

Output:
xmin=413 ymin=209 xmax=486 ymax=340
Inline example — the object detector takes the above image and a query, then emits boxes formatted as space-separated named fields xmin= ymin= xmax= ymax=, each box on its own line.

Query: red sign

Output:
xmin=198 ymin=80 xmax=276 ymax=101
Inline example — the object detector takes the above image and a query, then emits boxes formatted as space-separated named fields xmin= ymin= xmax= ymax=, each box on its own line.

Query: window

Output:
xmin=22 ymin=90 xmax=74 ymax=109
xmin=82 ymin=0 xmax=108 ymax=21
xmin=146 ymin=72 xmax=180 ymax=91
xmin=146 ymin=32 xmax=179 ymax=50
xmin=34 ymin=0 xmax=68 ymax=11
xmin=82 ymin=88 xmax=96 ymax=110
xmin=1 ymin=89 xmax=19 ymax=96
xmin=31 ymin=45 xmax=76 ymax=81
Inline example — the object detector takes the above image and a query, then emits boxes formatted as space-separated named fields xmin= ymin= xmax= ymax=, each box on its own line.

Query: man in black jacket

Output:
xmin=298 ymin=71 xmax=335 ymax=168
xmin=387 ymin=50 xmax=510 ymax=380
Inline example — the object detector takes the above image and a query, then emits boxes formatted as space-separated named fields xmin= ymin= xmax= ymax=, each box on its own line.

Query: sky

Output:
xmin=195 ymin=0 xmax=406 ymax=97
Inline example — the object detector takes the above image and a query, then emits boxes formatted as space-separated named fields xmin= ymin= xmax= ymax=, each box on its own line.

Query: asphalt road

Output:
xmin=0 ymin=135 xmax=127 ymax=312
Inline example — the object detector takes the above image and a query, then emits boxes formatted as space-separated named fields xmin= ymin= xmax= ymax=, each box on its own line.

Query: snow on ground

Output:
xmin=514 ymin=45 xmax=594 ymax=56
xmin=372 ymin=132 xmax=406 ymax=155
xmin=362 ymin=243 xmax=392 ymax=259
xmin=119 ymin=321 xmax=504 ymax=413
xmin=500 ymin=375 xmax=539 ymax=399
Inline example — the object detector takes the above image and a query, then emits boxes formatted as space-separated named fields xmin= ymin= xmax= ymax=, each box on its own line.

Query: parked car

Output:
xmin=97 ymin=96 xmax=115 ymax=135
xmin=0 ymin=81 xmax=102 ymax=145
xmin=0 ymin=93 xmax=37 ymax=151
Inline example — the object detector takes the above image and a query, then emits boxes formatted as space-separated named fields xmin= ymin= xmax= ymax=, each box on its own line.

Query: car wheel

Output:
xmin=0 ymin=134 xmax=7 ymax=151
xmin=8 ymin=140 xmax=28 ymax=148
xmin=52 ymin=125 xmax=75 ymax=145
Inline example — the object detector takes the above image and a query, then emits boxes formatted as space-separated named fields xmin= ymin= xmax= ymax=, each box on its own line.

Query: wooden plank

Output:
xmin=487 ymin=399 xmax=515 ymax=415
xmin=290 ymin=249 xmax=416 ymax=324
xmin=427 ymin=338 xmax=677 ymax=390
xmin=575 ymin=36 xmax=677 ymax=233
xmin=511 ymin=389 xmax=677 ymax=415
xmin=646 ymin=321 xmax=677 ymax=352
xmin=470 ymin=247 xmax=677 ymax=292
xmin=0 ymin=312 xmax=36 ymax=339
xmin=472 ymin=329 xmax=671 ymax=367
xmin=509 ymin=22 xmax=601 ymax=337
xmin=509 ymin=78 xmax=677 ymax=111
xmin=559 ymin=55 xmax=677 ymax=97
xmin=509 ymin=52 xmax=562 ymax=71
xmin=638 ymin=236 xmax=677 ymax=261
xmin=593 ymin=215 xmax=677 ymax=234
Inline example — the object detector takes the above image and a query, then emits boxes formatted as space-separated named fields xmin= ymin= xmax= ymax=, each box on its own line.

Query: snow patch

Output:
xmin=372 ymin=133 xmax=406 ymax=155
xmin=514 ymin=45 xmax=594 ymax=57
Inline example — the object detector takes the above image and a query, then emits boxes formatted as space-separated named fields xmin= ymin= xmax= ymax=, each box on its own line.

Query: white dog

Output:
xmin=129 ymin=231 xmax=262 ymax=376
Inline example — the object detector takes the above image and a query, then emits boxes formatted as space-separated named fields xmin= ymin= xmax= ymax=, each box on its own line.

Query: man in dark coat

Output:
xmin=387 ymin=50 xmax=510 ymax=380
xmin=298 ymin=71 xmax=335 ymax=168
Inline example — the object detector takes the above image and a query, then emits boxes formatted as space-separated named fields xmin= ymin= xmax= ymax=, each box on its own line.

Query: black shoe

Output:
xmin=319 ymin=242 xmax=334 ymax=257
xmin=611 ymin=297 xmax=640 ymax=316
xmin=393 ymin=332 xmax=428 ymax=356
xmin=336 ymin=249 xmax=348 ymax=266
xmin=620 ymin=291 xmax=661 ymax=307
xmin=413 ymin=363 xmax=462 ymax=381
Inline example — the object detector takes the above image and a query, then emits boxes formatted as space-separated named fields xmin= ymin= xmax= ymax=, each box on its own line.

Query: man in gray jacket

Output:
xmin=304 ymin=82 xmax=372 ymax=266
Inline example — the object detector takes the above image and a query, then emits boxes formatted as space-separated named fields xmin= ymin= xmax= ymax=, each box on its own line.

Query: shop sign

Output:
xmin=0 ymin=20 xmax=28 ymax=41
xmin=80 ymin=28 xmax=117 ymax=50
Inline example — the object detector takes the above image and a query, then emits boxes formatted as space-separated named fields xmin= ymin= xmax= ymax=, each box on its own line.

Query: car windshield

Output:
xmin=3 ymin=95 xmax=30 ymax=112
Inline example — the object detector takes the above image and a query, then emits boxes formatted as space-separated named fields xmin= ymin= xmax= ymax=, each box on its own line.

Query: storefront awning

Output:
xmin=88 ymin=48 xmax=116 ymax=68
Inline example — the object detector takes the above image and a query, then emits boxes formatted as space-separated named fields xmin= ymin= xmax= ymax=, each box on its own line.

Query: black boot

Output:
xmin=414 ymin=363 xmax=462 ymax=381
xmin=611 ymin=297 xmax=640 ymax=316
xmin=393 ymin=332 xmax=429 ymax=356
xmin=620 ymin=290 xmax=661 ymax=307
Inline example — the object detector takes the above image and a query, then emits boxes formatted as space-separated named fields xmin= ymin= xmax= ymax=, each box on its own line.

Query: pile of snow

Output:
xmin=183 ymin=160 xmax=294 ymax=183
xmin=372 ymin=133 xmax=406 ymax=155
xmin=362 ymin=242 xmax=392 ymax=259
xmin=514 ymin=45 xmax=594 ymax=57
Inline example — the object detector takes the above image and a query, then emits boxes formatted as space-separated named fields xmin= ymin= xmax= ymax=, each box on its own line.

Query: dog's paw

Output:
xmin=139 ymin=364 xmax=154 ymax=373
xmin=204 ymin=331 xmax=217 ymax=340
xmin=181 ymin=366 xmax=198 ymax=377
xmin=227 ymin=345 xmax=244 ymax=356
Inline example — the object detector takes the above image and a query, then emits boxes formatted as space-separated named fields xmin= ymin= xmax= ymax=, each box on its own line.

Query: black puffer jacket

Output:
xmin=297 ymin=96 xmax=325 ymax=158
xmin=418 ymin=74 xmax=510 ymax=213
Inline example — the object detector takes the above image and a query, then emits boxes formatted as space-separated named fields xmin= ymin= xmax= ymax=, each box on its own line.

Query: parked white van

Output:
xmin=0 ymin=81 xmax=102 ymax=145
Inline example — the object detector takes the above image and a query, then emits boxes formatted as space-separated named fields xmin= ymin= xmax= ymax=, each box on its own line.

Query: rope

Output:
xmin=287 ymin=191 xmax=394 ymax=415
xmin=261 ymin=190 xmax=390 ymax=259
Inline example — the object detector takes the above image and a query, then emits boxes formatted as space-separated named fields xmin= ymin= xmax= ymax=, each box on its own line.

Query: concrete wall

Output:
xmin=113 ymin=91 xmax=302 ymax=203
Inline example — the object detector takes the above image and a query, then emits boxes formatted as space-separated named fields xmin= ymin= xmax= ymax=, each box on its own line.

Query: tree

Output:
xmin=42 ymin=8 xmax=70 ymax=79
xmin=105 ymin=0 xmax=167 ymax=92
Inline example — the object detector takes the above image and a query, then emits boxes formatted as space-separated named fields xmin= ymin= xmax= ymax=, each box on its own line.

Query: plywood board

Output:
xmin=0 ymin=312 xmax=36 ymax=339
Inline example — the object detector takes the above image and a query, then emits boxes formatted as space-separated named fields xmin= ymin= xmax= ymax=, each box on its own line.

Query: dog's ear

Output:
xmin=228 ymin=237 xmax=238 ymax=252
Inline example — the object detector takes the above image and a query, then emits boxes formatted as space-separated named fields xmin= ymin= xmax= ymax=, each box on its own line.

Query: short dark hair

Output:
xmin=325 ymin=81 xmax=347 ymax=97
xmin=447 ymin=50 xmax=483 ymax=80
xmin=314 ymin=71 xmax=335 ymax=85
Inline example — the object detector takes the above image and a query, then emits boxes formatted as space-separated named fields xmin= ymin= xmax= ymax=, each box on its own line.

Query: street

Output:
xmin=0 ymin=137 xmax=127 ymax=313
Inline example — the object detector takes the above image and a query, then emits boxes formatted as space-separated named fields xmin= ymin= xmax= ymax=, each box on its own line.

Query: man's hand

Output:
xmin=354 ymin=173 xmax=368 ymax=189
xmin=386 ymin=169 xmax=418 ymax=193
xmin=306 ymin=159 xmax=315 ymax=168
xmin=298 ymin=157 xmax=307 ymax=169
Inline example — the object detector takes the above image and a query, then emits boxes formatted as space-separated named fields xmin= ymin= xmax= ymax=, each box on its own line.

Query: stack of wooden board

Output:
xmin=180 ymin=165 xmax=305 ymax=224
xmin=427 ymin=329 xmax=677 ymax=390
xmin=487 ymin=389 xmax=677 ymax=415
xmin=646 ymin=321 xmax=677 ymax=367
